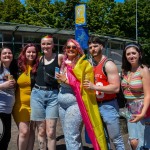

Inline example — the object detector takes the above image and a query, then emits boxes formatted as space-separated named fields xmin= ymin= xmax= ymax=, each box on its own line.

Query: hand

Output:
xmin=129 ymin=113 xmax=145 ymax=123
xmin=55 ymin=73 xmax=66 ymax=83
xmin=83 ymin=80 xmax=95 ymax=90
xmin=1 ymin=80 xmax=16 ymax=89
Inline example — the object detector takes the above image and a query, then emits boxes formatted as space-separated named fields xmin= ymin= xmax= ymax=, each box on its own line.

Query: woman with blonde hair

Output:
xmin=30 ymin=35 xmax=63 ymax=150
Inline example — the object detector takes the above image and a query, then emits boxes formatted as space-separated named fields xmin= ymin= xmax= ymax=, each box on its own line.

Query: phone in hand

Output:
xmin=55 ymin=67 xmax=60 ymax=79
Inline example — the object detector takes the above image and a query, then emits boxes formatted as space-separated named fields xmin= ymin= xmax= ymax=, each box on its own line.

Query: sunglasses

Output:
xmin=66 ymin=45 xmax=77 ymax=50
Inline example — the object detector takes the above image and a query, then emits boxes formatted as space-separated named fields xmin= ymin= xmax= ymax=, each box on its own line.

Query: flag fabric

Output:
xmin=66 ymin=55 xmax=107 ymax=150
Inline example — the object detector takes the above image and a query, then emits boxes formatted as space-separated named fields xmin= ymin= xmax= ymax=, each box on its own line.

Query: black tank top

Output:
xmin=35 ymin=54 xmax=59 ymax=88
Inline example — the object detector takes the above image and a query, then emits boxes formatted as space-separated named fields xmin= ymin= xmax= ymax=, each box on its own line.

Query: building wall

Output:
xmin=0 ymin=29 xmax=128 ymax=72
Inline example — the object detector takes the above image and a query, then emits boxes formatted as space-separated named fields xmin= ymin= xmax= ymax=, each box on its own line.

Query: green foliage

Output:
xmin=0 ymin=0 xmax=150 ymax=64
xmin=61 ymin=0 xmax=81 ymax=29
xmin=0 ymin=0 xmax=24 ymax=23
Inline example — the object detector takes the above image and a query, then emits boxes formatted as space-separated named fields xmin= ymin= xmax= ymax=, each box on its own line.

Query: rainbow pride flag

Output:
xmin=66 ymin=55 xmax=107 ymax=150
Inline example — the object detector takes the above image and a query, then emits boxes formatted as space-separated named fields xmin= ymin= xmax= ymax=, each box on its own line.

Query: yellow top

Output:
xmin=13 ymin=65 xmax=32 ymax=123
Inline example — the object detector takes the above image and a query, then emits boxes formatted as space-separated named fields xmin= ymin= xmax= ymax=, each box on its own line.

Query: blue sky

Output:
xmin=116 ymin=0 xmax=124 ymax=2
xmin=20 ymin=0 xmax=124 ymax=4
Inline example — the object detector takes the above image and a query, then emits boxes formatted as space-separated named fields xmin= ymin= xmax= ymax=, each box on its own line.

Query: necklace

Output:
xmin=65 ymin=59 xmax=72 ymax=64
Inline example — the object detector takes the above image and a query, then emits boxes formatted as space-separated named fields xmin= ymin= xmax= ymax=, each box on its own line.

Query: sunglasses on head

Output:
xmin=66 ymin=45 xmax=77 ymax=50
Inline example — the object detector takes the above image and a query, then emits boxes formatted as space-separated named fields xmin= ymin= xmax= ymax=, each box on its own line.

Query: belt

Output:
xmin=98 ymin=98 xmax=116 ymax=104
xmin=145 ymin=122 xmax=150 ymax=125
xmin=34 ymin=84 xmax=56 ymax=91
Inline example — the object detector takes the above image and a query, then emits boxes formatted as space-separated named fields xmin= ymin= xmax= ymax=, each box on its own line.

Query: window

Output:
xmin=14 ymin=34 xmax=22 ymax=42
xmin=24 ymin=36 xmax=41 ymax=43
xmin=0 ymin=33 xmax=2 ymax=42
xmin=3 ymin=33 xmax=12 ymax=42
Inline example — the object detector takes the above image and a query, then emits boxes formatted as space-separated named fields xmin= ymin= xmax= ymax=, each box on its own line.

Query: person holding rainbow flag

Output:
xmin=83 ymin=36 xmax=125 ymax=150
xmin=56 ymin=38 xmax=107 ymax=150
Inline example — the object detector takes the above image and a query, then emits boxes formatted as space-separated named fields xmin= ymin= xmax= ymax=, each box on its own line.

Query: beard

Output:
xmin=91 ymin=49 xmax=102 ymax=58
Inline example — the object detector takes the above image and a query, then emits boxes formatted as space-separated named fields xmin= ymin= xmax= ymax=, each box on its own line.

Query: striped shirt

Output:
xmin=121 ymin=67 xmax=144 ymax=99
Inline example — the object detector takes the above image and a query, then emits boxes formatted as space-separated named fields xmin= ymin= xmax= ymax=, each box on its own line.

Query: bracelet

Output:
xmin=63 ymin=78 xmax=67 ymax=83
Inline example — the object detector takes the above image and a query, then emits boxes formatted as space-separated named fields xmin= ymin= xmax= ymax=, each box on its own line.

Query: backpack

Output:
xmin=103 ymin=58 xmax=127 ymax=108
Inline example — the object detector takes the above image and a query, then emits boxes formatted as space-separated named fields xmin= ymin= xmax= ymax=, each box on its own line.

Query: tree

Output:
xmin=61 ymin=0 xmax=81 ymax=29
xmin=0 ymin=0 xmax=24 ymax=23
xmin=0 ymin=0 xmax=150 ymax=63
xmin=86 ymin=0 xmax=115 ymax=35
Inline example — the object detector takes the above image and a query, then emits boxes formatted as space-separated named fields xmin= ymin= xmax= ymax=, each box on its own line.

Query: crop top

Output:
xmin=121 ymin=67 xmax=144 ymax=99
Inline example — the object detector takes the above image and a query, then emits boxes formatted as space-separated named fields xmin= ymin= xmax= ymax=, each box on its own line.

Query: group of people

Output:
xmin=0 ymin=35 xmax=149 ymax=150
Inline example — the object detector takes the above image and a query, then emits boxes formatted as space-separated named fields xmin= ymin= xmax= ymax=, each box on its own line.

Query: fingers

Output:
xmin=129 ymin=115 xmax=143 ymax=123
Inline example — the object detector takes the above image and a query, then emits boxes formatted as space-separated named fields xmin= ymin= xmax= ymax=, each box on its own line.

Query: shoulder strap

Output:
xmin=39 ymin=56 xmax=44 ymax=64
xmin=103 ymin=58 xmax=114 ymax=76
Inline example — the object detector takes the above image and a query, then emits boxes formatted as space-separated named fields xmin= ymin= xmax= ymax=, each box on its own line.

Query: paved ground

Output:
xmin=8 ymin=117 xmax=130 ymax=150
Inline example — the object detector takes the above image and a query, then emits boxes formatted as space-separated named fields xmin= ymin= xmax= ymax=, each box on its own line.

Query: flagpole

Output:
xmin=136 ymin=0 xmax=138 ymax=41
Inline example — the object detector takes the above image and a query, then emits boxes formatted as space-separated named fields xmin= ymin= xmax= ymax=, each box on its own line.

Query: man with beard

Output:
xmin=83 ymin=36 xmax=125 ymax=150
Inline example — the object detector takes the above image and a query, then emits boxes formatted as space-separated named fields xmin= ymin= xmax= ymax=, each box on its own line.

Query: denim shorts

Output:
xmin=127 ymin=117 xmax=150 ymax=149
xmin=30 ymin=87 xmax=59 ymax=121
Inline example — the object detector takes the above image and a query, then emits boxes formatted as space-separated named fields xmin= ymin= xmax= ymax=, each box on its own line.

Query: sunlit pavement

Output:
xmin=8 ymin=117 xmax=129 ymax=150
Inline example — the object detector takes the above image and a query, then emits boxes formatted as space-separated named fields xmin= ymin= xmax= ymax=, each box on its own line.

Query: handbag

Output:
xmin=119 ymin=100 xmax=143 ymax=120
xmin=127 ymin=99 xmax=143 ymax=114
xmin=119 ymin=107 xmax=132 ymax=120
xmin=102 ymin=59 xmax=127 ymax=108
xmin=42 ymin=57 xmax=57 ymax=85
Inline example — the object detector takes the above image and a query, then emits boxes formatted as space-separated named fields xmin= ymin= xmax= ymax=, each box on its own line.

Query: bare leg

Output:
xmin=36 ymin=121 xmax=47 ymax=150
xmin=17 ymin=122 xmax=30 ymax=150
xmin=46 ymin=119 xmax=57 ymax=150
xmin=27 ymin=121 xmax=36 ymax=150
xmin=130 ymin=139 xmax=138 ymax=150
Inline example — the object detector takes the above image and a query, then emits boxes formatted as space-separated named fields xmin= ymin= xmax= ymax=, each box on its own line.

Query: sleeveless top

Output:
xmin=13 ymin=65 xmax=32 ymax=122
xmin=121 ymin=67 xmax=144 ymax=99
xmin=94 ymin=57 xmax=116 ymax=102
xmin=15 ymin=65 xmax=32 ymax=105
xmin=35 ymin=54 xmax=59 ymax=88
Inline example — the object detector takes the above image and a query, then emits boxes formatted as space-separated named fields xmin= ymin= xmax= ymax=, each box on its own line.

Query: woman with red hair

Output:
xmin=13 ymin=43 xmax=39 ymax=150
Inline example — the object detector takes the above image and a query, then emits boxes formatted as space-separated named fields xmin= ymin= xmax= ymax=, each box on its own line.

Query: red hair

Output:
xmin=42 ymin=35 xmax=53 ymax=39
xmin=18 ymin=43 xmax=39 ymax=73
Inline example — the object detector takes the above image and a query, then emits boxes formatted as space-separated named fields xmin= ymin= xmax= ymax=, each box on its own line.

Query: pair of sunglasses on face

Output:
xmin=66 ymin=45 xmax=77 ymax=50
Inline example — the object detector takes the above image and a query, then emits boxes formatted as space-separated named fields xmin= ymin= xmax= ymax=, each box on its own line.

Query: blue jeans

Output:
xmin=127 ymin=117 xmax=150 ymax=150
xmin=58 ymin=84 xmax=83 ymax=150
xmin=98 ymin=99 xmax=125 ymax=150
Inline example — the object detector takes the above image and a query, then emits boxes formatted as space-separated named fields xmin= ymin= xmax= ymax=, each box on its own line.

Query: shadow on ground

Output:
xmin=56 ymin=145 xmax=94 ymax=150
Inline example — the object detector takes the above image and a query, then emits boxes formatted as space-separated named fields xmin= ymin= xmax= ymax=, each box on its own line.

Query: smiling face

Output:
xmin=0 ymin=48 xmax=13 ymax=65
xmin=41 ymin=37 xmax=54 ymax=55
xmin=25 ymin=46 xmax=37 ymax=64
xmin=125 ymin=47 xmax=140 ymax=65
xmin=66 ymin=42 xmax=78 ymax=60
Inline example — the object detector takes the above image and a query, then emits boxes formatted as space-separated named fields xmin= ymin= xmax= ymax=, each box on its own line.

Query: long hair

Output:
xmin=61 ymin=39 xmax=84 ymax=70
xmin=122 ymin=42 xmax=144 ymax=73
xmin=18 ymin=43 xmax=39 ymax=73
xmin=0 ymin=47 xmax=13 ymax=74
